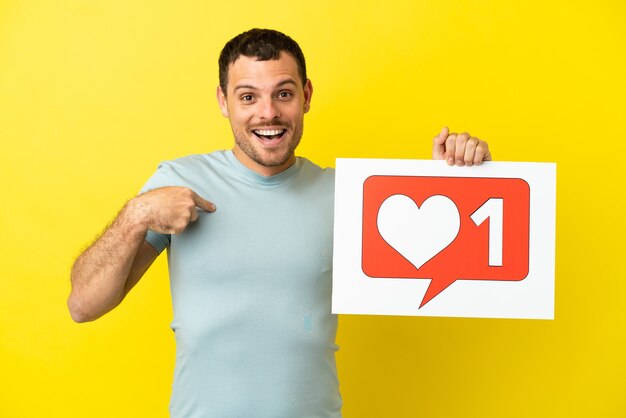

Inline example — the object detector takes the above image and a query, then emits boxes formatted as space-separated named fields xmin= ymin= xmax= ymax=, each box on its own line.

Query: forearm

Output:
xmin=67 ymin=186 xmax=214 ymax=322
xmin=68 ymin=200 xmax=148 ymax=322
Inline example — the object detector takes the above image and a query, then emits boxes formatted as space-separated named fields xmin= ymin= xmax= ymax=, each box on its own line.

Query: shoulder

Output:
xmin=298 ymin=157 xmax=335 ymax=179
xmin=157 ymin=151 xmax=230 ymax=174
xmin=141 ymin=151 xmax=231 ymax=193
xmin=296 ymin=157 xmax=335 ymax=193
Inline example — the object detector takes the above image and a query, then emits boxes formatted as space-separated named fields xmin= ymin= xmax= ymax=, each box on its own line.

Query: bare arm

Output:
xmin=67 ymin=187 xmax=216 ymax=323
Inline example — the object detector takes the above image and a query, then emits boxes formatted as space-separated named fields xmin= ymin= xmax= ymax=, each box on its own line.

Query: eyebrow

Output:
xmin=233 ymin=79 xmax=298 ymax=93
xmin=275 ymin=79 xmax=298 ymax=89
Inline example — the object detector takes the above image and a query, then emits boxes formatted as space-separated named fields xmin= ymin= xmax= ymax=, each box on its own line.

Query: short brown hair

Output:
xmin=218 ymin=28 xmax=307 ymax=95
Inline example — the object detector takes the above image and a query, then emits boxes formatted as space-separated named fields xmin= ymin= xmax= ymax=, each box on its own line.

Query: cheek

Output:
xmin=229 ymin=109 xmax=254 ymax=127
xmin=283 ymin=105 xmax=304 ymax=121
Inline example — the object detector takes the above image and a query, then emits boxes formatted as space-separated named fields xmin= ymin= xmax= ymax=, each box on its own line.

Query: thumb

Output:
xmin=432 ymin=126 xmax=449 ymax=159
xmin=191 ymin=192 xmax=217 ymax=213
xmin=434 ymin=126 xmax=449 ymax=145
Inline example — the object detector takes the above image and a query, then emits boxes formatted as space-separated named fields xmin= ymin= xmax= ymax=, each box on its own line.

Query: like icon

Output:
xmin=362 ymin=175 xmax=530 ymax=307
xmin=332 ymin=158 xmax=555 ymax=319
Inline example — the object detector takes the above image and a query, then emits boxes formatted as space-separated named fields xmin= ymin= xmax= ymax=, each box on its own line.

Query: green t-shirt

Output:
xmin=141 ymin=150 xmax=341 ymax=418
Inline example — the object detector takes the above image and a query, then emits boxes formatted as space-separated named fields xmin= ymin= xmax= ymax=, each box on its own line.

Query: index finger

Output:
xmin=191 ymin=192 xmax=217 ymax=212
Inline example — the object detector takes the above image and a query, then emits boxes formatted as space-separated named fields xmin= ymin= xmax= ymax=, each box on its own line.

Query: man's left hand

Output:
xmin=432 ymin=127 xmax=492 ymax=166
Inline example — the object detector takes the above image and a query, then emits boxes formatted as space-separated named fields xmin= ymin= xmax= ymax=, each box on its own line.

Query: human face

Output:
xmin=217 ymin=52 xmax=313 ymax=176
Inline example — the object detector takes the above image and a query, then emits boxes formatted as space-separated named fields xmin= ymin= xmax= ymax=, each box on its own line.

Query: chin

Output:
xmin=258 ymin=152 xmax=294 ymax=168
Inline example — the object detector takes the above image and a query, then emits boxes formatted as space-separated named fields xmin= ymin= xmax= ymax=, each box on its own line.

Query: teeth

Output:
xmin=254 ymin=129 xmax=284 ymax=136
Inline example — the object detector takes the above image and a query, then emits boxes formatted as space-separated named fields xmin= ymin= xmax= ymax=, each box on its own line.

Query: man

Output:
xmin=68 ymin=29 xmax=491 ymax=417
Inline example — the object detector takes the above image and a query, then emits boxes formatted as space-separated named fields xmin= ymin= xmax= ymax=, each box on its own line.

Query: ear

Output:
xmin=216 ymin=86 xmax=229 ymax=118
xmin=303 ymin=79 xmax=313 ymax=113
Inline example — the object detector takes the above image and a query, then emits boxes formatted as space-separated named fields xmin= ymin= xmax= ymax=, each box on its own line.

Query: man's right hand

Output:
xmin=68 ymin=186 xmax=216 ymax=322
xmin=128 ymin=186 xmax=217 ymax=235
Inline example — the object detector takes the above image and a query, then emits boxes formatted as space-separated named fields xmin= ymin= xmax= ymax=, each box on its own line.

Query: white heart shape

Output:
xmin=377 ymin=194 xmax=460 ymax=270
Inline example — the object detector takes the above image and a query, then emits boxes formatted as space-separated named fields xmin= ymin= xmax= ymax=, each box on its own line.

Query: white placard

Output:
xmin=332 ymin=159 xmax=556 ymax=319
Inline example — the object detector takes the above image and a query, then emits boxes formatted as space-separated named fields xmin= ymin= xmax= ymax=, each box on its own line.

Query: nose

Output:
xmin=258 ymin=97 xmax=281 ymax=120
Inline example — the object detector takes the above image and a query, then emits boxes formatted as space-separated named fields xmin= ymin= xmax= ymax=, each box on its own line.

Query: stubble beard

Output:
xmin=232 ymin=120 xmax=304 ymax=168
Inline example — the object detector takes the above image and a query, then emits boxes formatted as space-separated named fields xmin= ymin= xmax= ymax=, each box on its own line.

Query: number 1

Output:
xmin=470 ymin=198 xmax=503 ymax=266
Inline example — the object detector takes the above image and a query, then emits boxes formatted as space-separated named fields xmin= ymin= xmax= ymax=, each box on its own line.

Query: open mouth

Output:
xmin=252 ymin=129 xmax=286 ymax=141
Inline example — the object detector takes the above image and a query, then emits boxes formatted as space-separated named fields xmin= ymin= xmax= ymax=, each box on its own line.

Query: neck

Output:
xmin=231 ymin=147 xmax=296 ymax=177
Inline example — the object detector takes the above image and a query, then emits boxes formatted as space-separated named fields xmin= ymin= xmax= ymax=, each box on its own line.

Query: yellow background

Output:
xmin=1 ymin=1 xmax=624 ymax=417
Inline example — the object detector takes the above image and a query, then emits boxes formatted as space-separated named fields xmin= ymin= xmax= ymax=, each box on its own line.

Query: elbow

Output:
xmin=67 ymin=298 xmax=90 ymax=323
xmin=69 ymin=312 xmax=91 ymax=324
xmin=69 ymin=312 xmax=90 ymax=323
xmin=68 ymin=266 xmax=125 ymax=323
xmin=67 ymin=293 xmax=98 ymax=323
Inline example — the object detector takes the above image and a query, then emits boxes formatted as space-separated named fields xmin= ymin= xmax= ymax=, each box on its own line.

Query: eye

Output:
xmin=277 ymin=91 xmax=293 ymax=99
xmin=240 ymin=94 xmax=254 ymax=102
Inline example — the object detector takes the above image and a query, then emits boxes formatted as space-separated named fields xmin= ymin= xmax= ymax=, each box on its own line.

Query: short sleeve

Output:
xmin=138 ymin=163 xmax=173 ymax=254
